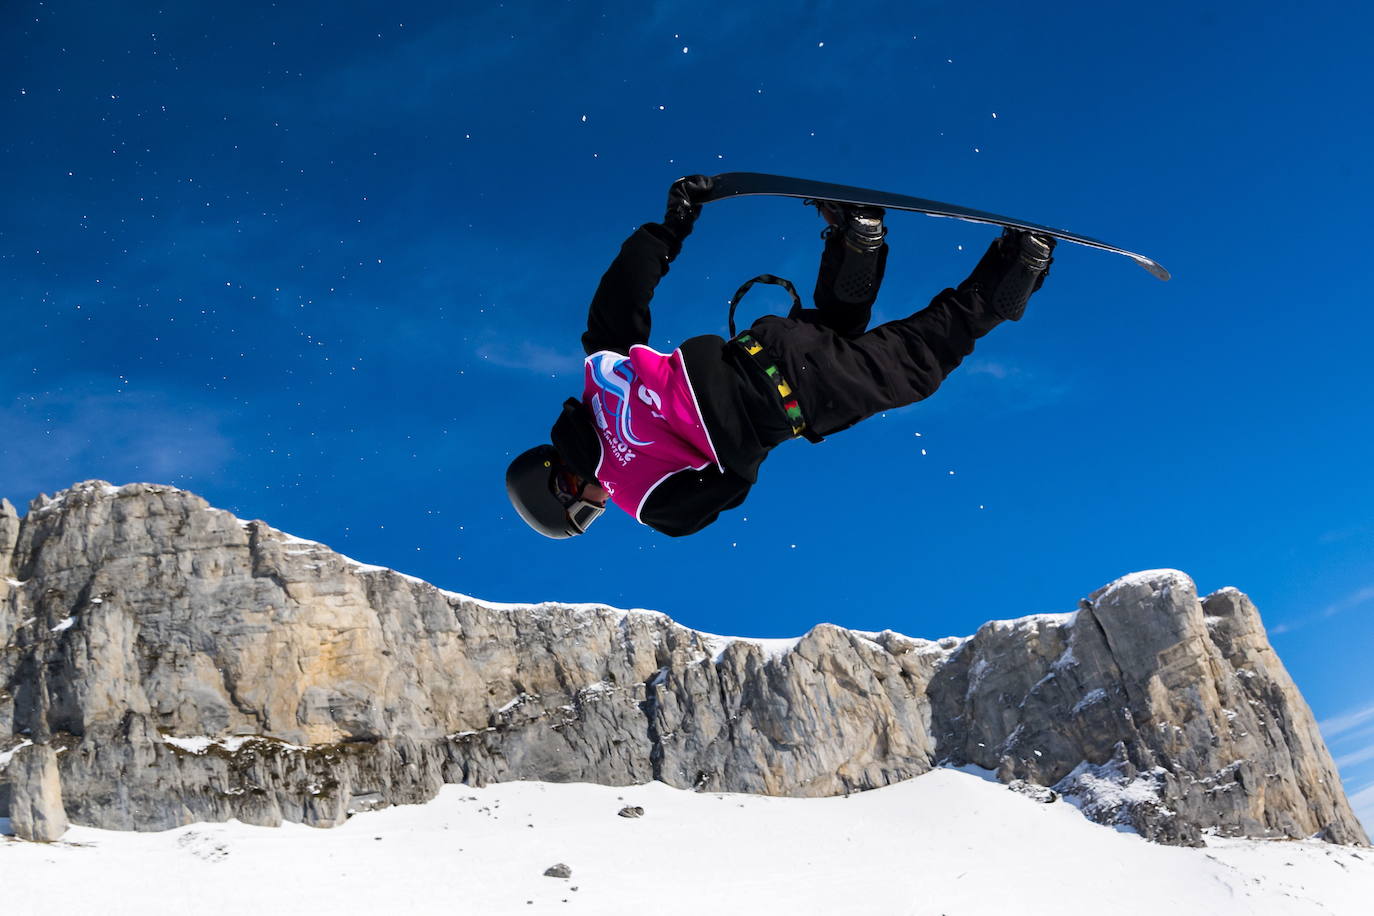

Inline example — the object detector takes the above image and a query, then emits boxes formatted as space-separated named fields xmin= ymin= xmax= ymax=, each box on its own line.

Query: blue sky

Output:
xmin=3 ymin=1 xmax=1371 ymax=833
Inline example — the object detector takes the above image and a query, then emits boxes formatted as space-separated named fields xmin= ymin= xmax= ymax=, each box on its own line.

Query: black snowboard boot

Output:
xmin=812 ymin=202 xmax=888 ymax=304
xmin=963 ymin=228 xmax=1056 ymax=321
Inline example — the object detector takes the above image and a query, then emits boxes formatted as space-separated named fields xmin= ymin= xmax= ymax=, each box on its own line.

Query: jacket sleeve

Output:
xmin=638 ymin=467 xmax=752 ymax=537
xmin=582 ymin=222 xmax=683 ymax=356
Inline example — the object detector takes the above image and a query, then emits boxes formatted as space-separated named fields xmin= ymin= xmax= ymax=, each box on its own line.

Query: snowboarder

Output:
xmin=506 ymin=175 xmax=1055 ymax=538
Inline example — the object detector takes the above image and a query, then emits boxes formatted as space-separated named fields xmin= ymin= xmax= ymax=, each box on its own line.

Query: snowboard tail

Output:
xmin=702 ymin=171 xmax=1170 ymax=281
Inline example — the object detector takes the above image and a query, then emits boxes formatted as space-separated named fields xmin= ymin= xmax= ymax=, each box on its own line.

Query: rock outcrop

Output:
xmin=927 ymin=573 xmax=1363 ymax=844
xmin=0 ymin=481 xmax=1366 ymax=846
xmin=8 ymin=743 xmax=68 ymax=841
xmin=0 ymin=497 xmax=18 ymax=580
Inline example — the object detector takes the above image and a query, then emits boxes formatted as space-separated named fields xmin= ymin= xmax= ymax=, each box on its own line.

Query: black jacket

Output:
xmin=550 ymin=223 xmax=791 ymax=537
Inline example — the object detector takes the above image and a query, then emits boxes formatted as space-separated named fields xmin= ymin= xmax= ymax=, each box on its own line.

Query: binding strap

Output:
xmin=733 ymin=332 xmax=806 ymax=438
xmin=728 ymin=274 xmax=802 ymax=337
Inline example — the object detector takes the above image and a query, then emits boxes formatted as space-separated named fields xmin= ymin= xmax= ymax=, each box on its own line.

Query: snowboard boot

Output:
xmin=811 ymin=201 xmax=888 ymax=304
xmin=964 ymin=228 xmax=1056 ymax=321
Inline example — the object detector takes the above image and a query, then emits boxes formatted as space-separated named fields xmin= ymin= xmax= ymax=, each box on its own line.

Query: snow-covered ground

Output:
xmin=2 ymin=768 xmax=1369 ymax=915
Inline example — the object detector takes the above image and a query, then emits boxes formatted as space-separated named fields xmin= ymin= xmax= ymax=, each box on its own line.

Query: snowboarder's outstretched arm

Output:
xmin=580 ymin=224 xmax=674 ymax=355
xmin=581 ymin=176 xmax=714 ymax=356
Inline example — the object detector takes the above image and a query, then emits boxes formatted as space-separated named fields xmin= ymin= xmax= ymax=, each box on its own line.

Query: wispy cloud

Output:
xmin=1318 ymin=525 xmax=1370 ymax=545
xmin=1319 ymin=701 xmax=1374 ymax=740
xmin=1350 ymin=782 xmax=1374 ymax=837
xmin=0 ymin=384 xmax=232 ymax=501
xmin=925 ymin=357 xmax=1072 ymax=416
xmin=1334 ymin=744 xmax=1374 ymax=769
xmin=1330 ymin=721 xmax=1374 ymax=749
xmin=964 ymin=360 xmax=1015 ymax=381
xmin=1323 ymin=586 xmax=1374 ymax=617
xmin=475 ymin=341 xmax=582 ymax=376
xmin=1272 ymin=584 xmax=1374 ymax=635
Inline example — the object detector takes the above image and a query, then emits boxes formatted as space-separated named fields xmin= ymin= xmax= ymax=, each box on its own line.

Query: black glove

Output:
xmin=663 ymin=174 xmax=714 ymax=240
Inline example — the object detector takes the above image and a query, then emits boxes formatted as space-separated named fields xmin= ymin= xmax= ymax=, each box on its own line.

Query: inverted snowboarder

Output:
xmin=506 ymin=175 xmax=1055 ymax=538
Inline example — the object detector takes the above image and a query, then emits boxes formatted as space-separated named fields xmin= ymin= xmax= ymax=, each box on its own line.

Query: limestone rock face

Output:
xmin=9 ymin=743 xmax=69 ymax=841
xmin=927 ymin=570 xmax=1366 ymax=845
xmin=0 ymin=497 xmax=18 ymax=580
xmin=0 ymin=482 xmax=1365 ymax=846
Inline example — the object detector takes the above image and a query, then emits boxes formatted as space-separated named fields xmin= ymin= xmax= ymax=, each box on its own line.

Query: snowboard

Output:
xmin=700 ymin=171 xmax=1170 ymax=281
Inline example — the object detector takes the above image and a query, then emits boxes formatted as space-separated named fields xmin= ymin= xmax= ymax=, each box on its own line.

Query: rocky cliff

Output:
xmin=0 ymin=482 xmax=1366 ymax=845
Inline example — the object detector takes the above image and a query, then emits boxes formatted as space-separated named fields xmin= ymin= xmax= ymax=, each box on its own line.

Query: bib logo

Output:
xmin=591 ymin=393 xmax=636 ymax=466
xmin=606 ymin=437 xmax=636 ymax=466
xmin=591 ymin=393 xmax=608 ymax=431
xmin=589 ymin=353 xmax=654 ymax=449
xmin=637 ymin=384 xmax=664 ymax=418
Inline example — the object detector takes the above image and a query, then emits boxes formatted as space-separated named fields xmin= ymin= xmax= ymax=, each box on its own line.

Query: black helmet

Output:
xmin=505 ymin=444 xmax=605 ymax=538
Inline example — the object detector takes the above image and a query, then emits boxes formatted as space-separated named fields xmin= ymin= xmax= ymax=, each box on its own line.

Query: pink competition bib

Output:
xmin=583 ymin=346 xmax=720 ymax=521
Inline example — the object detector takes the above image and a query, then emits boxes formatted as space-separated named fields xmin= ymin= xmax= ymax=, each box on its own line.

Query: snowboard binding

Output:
xmin=807 ymin=199 xmax=887 ymax=251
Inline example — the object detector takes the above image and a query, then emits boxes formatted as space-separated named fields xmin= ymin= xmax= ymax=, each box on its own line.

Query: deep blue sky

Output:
xmin=3 ymin=1 xmax=1371 ymax=832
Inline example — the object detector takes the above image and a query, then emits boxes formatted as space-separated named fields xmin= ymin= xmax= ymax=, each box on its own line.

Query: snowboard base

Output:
xmin=701 ymin=172 xmax=1169 ymax=281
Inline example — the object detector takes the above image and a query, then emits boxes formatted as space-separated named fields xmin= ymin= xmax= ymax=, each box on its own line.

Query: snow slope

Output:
xmin=2 ymin=768 xmax=1369 ymax=915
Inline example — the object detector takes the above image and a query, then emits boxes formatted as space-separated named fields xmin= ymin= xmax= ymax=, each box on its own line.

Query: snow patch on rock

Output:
xmin=161 ymin=736 xmax=308 ymax=755
xmin=1055 ymin=749 xmax=1176 ymax=839
xmin=0 ymin=739 xmax=34 ymax=771
xmin=1100 ymin=568 xmax=1195 ymax=596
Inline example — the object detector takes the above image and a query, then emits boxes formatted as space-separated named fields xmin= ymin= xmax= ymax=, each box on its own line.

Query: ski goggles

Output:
xmin=553 ymin=468 xmax=606 ymax=535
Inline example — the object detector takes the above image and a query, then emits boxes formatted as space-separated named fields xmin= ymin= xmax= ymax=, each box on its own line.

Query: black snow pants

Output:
xmin=744 ymin=232 xmax=1011 ymax=440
